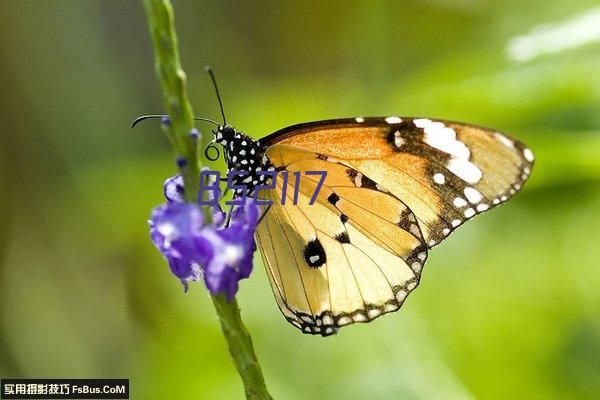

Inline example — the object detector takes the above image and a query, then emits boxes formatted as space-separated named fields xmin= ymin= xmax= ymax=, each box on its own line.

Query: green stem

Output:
xmin=142 ymin=1 xmax=272 ymax=399
xmin=143 ymin=0 xmax=198 ymax=204
xmin=212 ymin=296 xmax=273 ymax=400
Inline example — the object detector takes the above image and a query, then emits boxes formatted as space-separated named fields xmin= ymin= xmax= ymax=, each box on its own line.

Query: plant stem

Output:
xmin=212 ymin=296 xmax=273 ymax=400
xmin=142 ymin=0 xmax=198 ymax=204
xmin=142 ymin=1 xmax=272 ymax=399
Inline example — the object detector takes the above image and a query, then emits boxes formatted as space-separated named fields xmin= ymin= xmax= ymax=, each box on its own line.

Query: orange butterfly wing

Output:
xmin=260 ymin=117 xmax=534 ymax=247
xmin=254 ymin=117 xmax=533 ymax=335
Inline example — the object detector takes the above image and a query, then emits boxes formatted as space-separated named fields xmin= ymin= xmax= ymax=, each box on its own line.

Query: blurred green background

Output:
xmin=1 ymin=1 xmax=599 ymax=399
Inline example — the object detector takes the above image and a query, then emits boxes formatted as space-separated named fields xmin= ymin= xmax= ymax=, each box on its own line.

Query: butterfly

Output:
xmin=137 ymin=71 xmax=534 ymax=336
xmin=203 ymin=115 xmax=533 ymax=336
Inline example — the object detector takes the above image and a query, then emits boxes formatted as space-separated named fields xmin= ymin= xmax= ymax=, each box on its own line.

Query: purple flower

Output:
xmin=149 ymin=203 xmax=211 ymax=291
xmin=164 ymin=172 xmax=225 ymax=224
xmin=164 ymin=174 xmax=185 ymax=203
xmin=201 ymin=200 xmax=259 ymax=299
xmin=150 ymin=174 xmax=260 ymax=299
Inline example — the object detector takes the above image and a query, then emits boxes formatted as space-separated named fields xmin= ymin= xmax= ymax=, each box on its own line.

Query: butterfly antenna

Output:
xmin=131 ymin=114 xmax=220 ymax=128
xmin=205 ymin=65 xmax=227 ymax=125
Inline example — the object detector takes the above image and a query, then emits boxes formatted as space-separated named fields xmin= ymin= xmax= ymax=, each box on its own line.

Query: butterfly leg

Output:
xmin=223 ymin=205 xmax=236 ymax=227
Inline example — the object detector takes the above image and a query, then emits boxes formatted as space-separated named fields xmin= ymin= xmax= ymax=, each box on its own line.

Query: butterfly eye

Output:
xmin=215 ymin=125 xmax=235 ymax=141
xmin=222 ymin=125 xmax=235 ymax=135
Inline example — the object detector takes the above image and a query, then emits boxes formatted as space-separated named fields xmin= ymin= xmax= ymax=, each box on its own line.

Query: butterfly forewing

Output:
xmin=260 ymin=117 xmax=534 ymax=247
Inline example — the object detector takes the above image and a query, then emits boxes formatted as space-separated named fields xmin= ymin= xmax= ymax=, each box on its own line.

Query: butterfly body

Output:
xmin=213 ymin=125 xmax=275 ymax=196
xmin=213 ymin=117 xmax=534 ymax=336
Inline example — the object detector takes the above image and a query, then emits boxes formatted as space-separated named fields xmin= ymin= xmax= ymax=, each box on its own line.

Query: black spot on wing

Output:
xmin=385 ymin=122 xmax=421 ymax=149
xmin=359 ymin=174 xmax=378 ymax=190
xmin=396 ymin=208 xmax=413 ymax=231
xmin=334 ymin=232 xmax=350 ymax=244
xmin=340 ymin=214 xmax=348 ymax=223
xmin=303 ymin=239 xmax=326 ymax=268
xmin=327 ymin=192 xmax=340 ymax=205
xmin=345 ymin=167 xmax=379 ymax=190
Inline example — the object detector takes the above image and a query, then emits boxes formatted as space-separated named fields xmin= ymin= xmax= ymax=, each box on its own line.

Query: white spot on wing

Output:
xmin=396 ymin=290 xmax=407 ymax=302
xmin=355 ymin=173 xmax=363 ymax=187
xmin=393 ymin=131 xmax=404 ymax=148
xmin=385 ymin=116 xmax=402 ymax=124
xmin=415 ymin=119 xmax=470 ymax=159
xmin=494 ymin=132 xmax=514 ymax=148
xmin=409 ymin=224 xmax=420 ymax=236
xmin=476 ymin=203 xmax=489 ymax=212
xmin=353 ymin=313 xmax=367 ymax=322
xmin=411 ymin=262 xmax=421 ymax=273
xmin=376 ymin=184 xmax=388 ymax=192
xmin=464 ymin=187 xmax=483 ymax=204
xmin=433 ymin=173 xmax=446 ymax=184
xmin=426 ymin=125 xmax=468 ymax=158
xmin=453 ymin=197 xmax=468 ymax=208
xmin=413 ymin=118 xmax=432 ymax=128
xmin=447 ymin=159 xmax=482 ymax=184
xmin=465 ymin=208 xmax=476 ymax=218
xmin=355 ymin=117 xmax=365 ymax=123
xmin=523 ymin=148 xmax=534 ymax=162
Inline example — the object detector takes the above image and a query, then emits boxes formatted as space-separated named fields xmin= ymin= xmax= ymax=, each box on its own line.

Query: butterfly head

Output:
xmin=213 ymin=124 xmax=237 ymax=144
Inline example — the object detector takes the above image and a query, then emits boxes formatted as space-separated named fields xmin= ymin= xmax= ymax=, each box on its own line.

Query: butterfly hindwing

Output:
xmin=260 ymin=117 xmax=534 ymax=247
xmin=255 ymin=147 xmax=425 ymax=335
